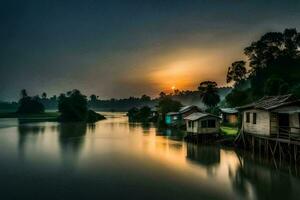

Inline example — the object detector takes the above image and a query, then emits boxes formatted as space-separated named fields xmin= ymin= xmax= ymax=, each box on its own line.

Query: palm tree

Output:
xmin=198 ymin=81 xmax=220 ymax=108
xmin=20 ymin=89 xmax=28 ymax=99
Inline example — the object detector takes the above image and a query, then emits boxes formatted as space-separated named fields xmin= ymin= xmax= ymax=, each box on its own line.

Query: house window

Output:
xmin=188 ymin=121 xmax=192 ymax=128
xmin=208 ymin=120 xmax=216 ymax=128
xmin=201 ymin=120 xmax=207 ymax=128
xmin=253 ymin=113 xmax=257 ymax=124
xmin=201 ymin=120 xmax=216 ymax=128
xmin=246 ymin=112 xmax=250 ymax=123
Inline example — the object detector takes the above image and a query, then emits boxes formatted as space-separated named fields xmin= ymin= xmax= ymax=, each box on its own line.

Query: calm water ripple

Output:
xmin=0 ymin=112 xmax=299 ymax=200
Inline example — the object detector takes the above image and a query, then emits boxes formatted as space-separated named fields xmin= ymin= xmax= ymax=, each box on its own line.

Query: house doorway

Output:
xmin=278 ymin=113 xmax=290 ymax=135
xmin=278 ymin=113 xmax=289 ymax=127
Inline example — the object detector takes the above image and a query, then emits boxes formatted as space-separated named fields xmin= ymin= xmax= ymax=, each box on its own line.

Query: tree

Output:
xmin=159 ymin=92 xmax=166 ymax=99
xmin=90 ymin=94 xmax=98 ymax=102
xmin=226 ymin=61 xmax=247 ymax=85
xmin=127 ymin=106 xmax=152 ymax=122
xmin=198 ymin=81 xmax=220 ymax=108
xmin=42 ymin=92 xmax=47 ymax=99
xmin=264 ymin=76 xmax=289 ymax=96
xmin=141 ymin=94 xmax=151 ymax=101
xmin=291 ymin=84 xmax=300 ymax=98
xmin=157 ymin=97 xmax=182 ymax=122
xmin=20 ymin=89 xmax=28 ymax=99
xmin=17 ymin=90 xmax=45 ymax=114
xmin=225 ymin=89 xmax=251 ymax=107
xmin=58 ymin=89 xmax=88 ymax=121
xmin=237 ymin=28 xmax=300 ymax=98
xmin=244 ymin=28 xmax=300 ymax=77
xmin=58 ymin=89 xmax=105 ymax=122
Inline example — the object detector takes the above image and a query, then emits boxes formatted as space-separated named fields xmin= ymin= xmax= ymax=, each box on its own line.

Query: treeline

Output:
xmin=0 ymin=87 xmax=231 ymax=112
xmin=225 ymin=28 xmax=300 ymax=107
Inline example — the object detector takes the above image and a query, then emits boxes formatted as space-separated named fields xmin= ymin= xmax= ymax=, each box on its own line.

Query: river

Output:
xmin=0 ymin=112 xmax=299 ymax=200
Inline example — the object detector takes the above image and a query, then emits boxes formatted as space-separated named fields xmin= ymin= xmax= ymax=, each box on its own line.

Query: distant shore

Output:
xmin=0 ymin=111 xmax=106 ymax=123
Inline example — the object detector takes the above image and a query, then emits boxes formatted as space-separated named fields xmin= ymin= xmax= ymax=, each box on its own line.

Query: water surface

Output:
xmin=0 ymin=112 xmax=299 ymax=200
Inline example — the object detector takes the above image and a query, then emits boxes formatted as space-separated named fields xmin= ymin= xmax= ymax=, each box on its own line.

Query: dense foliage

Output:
xmin=127 ymin=106 xmax=154 ymax=122
xmin=198 ymin=81 xmax=220 ymax=108
xmin=157 ymin=97 xmax=182 ymax=124
xmin=58 ymin=89 xmax=105 ymax=122
xmin=226 ymin=28 xmax=300 ymax=107
xmin=17 ymin=89 xmax=45 ymax=114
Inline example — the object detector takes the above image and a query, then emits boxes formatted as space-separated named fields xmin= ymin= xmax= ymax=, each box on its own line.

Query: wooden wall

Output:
xmin=290 ymin=113 xmax=300 ymax=134
xmin=243 ymin=109 xmax=270 ymax=136
xmin=186 ymin=117 xmax=220 ymax=134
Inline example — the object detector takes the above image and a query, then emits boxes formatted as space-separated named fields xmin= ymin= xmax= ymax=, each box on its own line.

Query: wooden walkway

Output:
xmin=237 ymin=127 xmax=300 ymax=164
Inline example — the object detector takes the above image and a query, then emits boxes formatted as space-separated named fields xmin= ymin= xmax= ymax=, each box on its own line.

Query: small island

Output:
xmin=0 ymin=89 xmax=105 ymax=123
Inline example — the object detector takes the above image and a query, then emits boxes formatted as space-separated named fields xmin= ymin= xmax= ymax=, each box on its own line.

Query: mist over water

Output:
xmin=0 ymin=112 xmax=299 ymax=200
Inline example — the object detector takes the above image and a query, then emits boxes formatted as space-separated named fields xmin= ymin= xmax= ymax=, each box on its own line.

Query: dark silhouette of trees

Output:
xmin=264 ymin=76 xmax=289 ymax=96
xmin=90 ymin=94 xmax=98 ymax=102
xmin=225 ymin=89 xmax=251 ymax=107
xmin=157 ymin=97 xmax=182 ymax=123
xmin=198 ymin=81 xmax=220 ymax=108
xmin=127 ymin=106 xmax=153 ymax=122
xmin=226 ymin=61 xmax=247 ymax=86
xmin=141 ymin=94 xmax=151 ymax=102
xmin=58 ymin=90 xmax=88 ymax=121
xmin=42 ymin=92 xmax=47 ymax=99
xmin=17 ymin=89 xmax=45 ymax=114
xmin=58 ymin=89 xmax=105 ymax=122
xmin=159 ymin=92 xmax=167 ymax=99
xmin=226 ymin=28 xmax=300 ymax=106
xmin=20 ymin=89 xmax=28 ymax=99
xmin=244 ymin=28 xmax=300 ymax=97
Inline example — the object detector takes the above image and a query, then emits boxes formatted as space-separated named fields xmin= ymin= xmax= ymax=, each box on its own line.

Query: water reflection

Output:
xmin=17 ymin=120 xmax=46 ymax=158
xmin=58 ymin=123 xmax=87 ymax=162
xmin=0 ymin=113 xmax=298 ymax=200
xmin=231 ymin=152 xmax=295 ymax=200
xmin=187 ymin=143 xmax=220 ymax=167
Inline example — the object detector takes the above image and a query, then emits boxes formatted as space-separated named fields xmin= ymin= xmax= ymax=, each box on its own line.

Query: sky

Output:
xmin=1 ymin=0 xmax=300 ymax=101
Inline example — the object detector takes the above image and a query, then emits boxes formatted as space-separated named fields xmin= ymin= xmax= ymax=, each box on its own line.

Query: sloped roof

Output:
xmin=220 ymin=108 xmax=238 ymax=114
xmin=184 ymin=112 xmax=221 ymax=121
xmin=237 ymin=94 xmax=300 ymax=111
xmin=166 ymin=112 xmax=179 ymax=116
xmin=179 ymin=105 xmax=201 ymax=114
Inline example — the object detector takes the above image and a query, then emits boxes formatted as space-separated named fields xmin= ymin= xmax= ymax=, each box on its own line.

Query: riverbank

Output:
xmin=0 ymin=111 xmax=106 ymax=123
xmin=0 ymin=112 xmax=59 ymax=121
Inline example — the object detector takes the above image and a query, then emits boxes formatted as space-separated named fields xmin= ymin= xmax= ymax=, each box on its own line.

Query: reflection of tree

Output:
xmin=230 ymin=152 xmax=293 ymax=200
xmin=186 ymin=143 xmax=220 ymax=176
xmin=141 ymin=123 xmax=151 ymax=134
xmin=87 ymin=123 xmax=96 ymax=133
xmin=18 ymin=120 xmax=46 ymax=157
xmin=58 ymin=122 xmax=87 ymax=155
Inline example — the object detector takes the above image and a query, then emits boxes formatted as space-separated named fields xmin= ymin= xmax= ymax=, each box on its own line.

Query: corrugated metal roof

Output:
xmin=272 ymin=106 xmax=300 ymax=114
xmin=166 ymin=112 xmax=179 ymax=116
xmin=237 ymin=94 xmax=300 ymax=111
xmin=220 ymin=108 xmax=238 ymax=114
xmin=179 ymin=105 xmax=201 ymax=114
xmin=184 ymin=112 xmax=220 ymax=121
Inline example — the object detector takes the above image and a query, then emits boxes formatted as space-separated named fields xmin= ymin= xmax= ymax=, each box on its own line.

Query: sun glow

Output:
xmin=171 ymin=86 xmax=176 ymax=90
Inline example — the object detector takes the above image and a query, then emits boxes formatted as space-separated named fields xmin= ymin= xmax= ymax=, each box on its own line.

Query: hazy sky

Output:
xmin=1 ymin=0 xmax=300 ymax=101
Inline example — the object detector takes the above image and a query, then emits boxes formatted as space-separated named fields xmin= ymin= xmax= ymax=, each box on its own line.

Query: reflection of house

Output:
xmin=237 ymin=94 xmax=300 ymax=138
xmin=186 ymin=143 xmax=220 ymax=167
xmin=220 ymin=108 xmax=238 ymax=124
xmin=165 ymin=105 xmax=201 ymax=126
xmin=184 ymin=112 xmax=221 ymax=134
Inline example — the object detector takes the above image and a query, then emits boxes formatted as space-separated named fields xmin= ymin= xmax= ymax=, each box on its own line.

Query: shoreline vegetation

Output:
xmin=0 ymin=28 xmax=300 ymax=148
xmin=0 ymin=89 xmax=106 ymax=124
